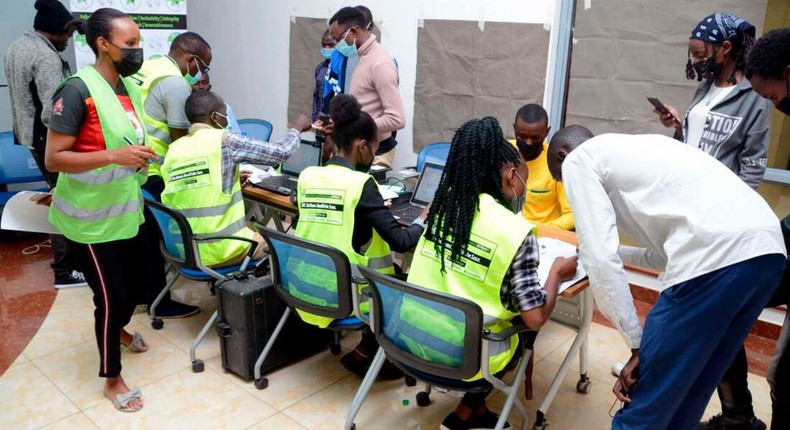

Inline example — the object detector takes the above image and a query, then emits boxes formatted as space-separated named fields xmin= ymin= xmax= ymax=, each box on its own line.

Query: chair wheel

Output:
xmin=416 ymin=391 xmax=431 ymax=407
xmin=404 ymin=375 xmax=416 ymax=386
xmin=151 ymin=318 xmax=164 ymax=330
xmin=254 ymin=378 xmax=269 ymax=390
xmin=330 ymin=343 xmax=342 ymax=355
xmin=576 ymin=378 xmax=591 ymax=394
xmin=192 ymin=360 xmax=204 ymax=373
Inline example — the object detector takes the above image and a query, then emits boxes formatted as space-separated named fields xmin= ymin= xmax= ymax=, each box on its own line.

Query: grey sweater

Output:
xmin=677 ymin=78 xmax=772 ymax=189
xmin=4 ymin=31 xmax=71 ymax=149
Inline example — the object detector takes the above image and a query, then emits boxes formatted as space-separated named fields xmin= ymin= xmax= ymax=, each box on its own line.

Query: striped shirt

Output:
xmin=501 ymin=233 xmax=545 ymax=313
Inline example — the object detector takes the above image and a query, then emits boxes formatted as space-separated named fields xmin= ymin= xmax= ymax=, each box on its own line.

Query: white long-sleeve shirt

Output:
xmin=562 ymin=133 xmax=785 ymax=349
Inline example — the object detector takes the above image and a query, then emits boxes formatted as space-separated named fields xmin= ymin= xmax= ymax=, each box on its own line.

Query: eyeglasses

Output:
xmin=193 ymin=55 xmax=210 ymax=73
xmin=332 ymin=27 xmax=354 ymax=45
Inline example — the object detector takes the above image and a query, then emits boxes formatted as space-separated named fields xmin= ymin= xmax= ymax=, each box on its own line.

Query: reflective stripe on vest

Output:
xmin=405 ymin=193 xmax=535 ymax=379
xmin=161 ymin=128 xmax=254 ymax=266
xmin=132 ymin=55 xmax=188 ymax=177
xmin=293 ymin=164 xmax=393 ymax=327
xmin=48 ymin=65 xmax=146 ymax=244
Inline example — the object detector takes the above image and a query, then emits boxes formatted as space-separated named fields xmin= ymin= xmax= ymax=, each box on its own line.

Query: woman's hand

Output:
xmin=653 ymin=104 xmax=682 ymax=131
xmin=550 ymin=255 xmax=578 ymax=281
xmin=109 ymin=145 xmax=156 ymax=169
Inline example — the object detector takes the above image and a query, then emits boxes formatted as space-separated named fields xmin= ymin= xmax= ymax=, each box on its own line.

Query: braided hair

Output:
xmin=425 ymin=117 xmax=522 ymax=273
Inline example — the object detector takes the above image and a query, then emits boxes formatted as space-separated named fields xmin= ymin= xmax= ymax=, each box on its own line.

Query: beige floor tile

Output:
xmin=22 ymin=292 xmax=96 ymax=360
xmin=283 ymin=374 xmax=460 ymax=430
xmin=235 ymin=349 xmax=354 ymax=411
xmin=145 ymin=306 xmax=221 ymax=361
xmin=33 ymin=325 xmax=189 ymax=410
xmin=9 ymin=352 xmax=30 ymax=368
xmin=544 ymin=322 xmax=632 ymax=384
xmin=39 ymin=413 xmax=100 ymax=430
xmin=700 ymin=371 xmax=774 ymax=424
xmin=534 ymin=320 xmax=577 ymax=362
xmin=0 ymin=362 xmax=79 ymax=430
xmin=247 ymin=413 xmax=308 ymax=430
xmin=83 ymin=367 xmax=276 ymax=430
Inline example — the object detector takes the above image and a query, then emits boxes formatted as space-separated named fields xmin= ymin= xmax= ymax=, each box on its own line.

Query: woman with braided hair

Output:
xmin=406 ymin=117 xmax=578 ymax=430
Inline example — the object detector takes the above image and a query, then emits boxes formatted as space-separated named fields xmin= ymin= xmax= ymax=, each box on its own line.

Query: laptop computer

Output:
xmin=391 ymin=162 xmax=444 ymax=226
xmin=255 ymin=140 xmax=323 ymax=195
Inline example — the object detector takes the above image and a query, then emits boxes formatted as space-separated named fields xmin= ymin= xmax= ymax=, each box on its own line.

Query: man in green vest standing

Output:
xmin=130 ymin=31 xmax=212 ymax=318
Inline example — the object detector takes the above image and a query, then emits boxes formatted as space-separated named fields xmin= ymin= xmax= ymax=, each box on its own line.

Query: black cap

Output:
xmin=34 ymin=0 xmax=82 ymax=34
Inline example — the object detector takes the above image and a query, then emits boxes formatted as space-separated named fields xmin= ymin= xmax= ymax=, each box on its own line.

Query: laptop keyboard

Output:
xmin=392 ymin=205 xmax=422 ymax=221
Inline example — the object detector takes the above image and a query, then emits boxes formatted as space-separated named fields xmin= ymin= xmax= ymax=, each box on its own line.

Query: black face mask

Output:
xmin=692 ymin=57 xmax=724 ymax=82
xmin=355 ymin=142 xmax=374 ymax=173
xmin=516 ymin=139 xmax=543 ymax=161
xmin=113 ymin=46 xmax=144 ymax=77
xmin=778 ymin=75 xmax=790 ymax=116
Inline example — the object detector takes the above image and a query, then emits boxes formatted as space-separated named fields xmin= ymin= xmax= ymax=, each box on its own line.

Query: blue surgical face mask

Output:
xmin=510 ymin=170 xmax=527 ymax=214
xmin=321 ymin=47 xmax=335 ymax=60
xmin=336 ymin=28 xmax=358 ymax=58
xmin=184 ymin=57 xmax=203 ymax=86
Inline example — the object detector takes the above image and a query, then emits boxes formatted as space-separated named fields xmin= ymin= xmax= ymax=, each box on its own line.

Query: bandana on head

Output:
xmin=690 ymin=13 xmax=756 ymax=45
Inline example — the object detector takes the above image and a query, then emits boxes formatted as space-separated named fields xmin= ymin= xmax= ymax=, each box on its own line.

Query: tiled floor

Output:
xmin=0 ymin=236 xmax=778 ymax=430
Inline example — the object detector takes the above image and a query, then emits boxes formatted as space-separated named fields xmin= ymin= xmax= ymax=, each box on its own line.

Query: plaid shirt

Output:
xmin=500 ymin=233 xmax=546 ymax=313
xmin=189 ymin=124 xmax=300 ymax=193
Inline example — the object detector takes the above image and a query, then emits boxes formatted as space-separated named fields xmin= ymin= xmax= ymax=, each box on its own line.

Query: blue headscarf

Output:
xmin=690 ymin=13 xmax=756 ymax=44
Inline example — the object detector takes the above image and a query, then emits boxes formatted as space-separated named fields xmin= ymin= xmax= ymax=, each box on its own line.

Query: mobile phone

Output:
xmin=318 ymin=113 xmax=331 ymax=123
xmin=647 ymin=97 xmax=680 ymax=124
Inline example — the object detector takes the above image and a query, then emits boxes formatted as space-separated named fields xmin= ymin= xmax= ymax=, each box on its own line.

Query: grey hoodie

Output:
xmin=677 ymin=77 xmax=772 ymax=189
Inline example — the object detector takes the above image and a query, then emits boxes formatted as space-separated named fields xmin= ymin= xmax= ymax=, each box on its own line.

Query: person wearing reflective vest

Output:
xmin=161 ymin=90 xmax=311 ymax=267
xmin=44 ymin=9 xmax=159 ymax=413
xmin=404 ymin=117 xmax=578 ymax=430
xmin=294 ymin=94 xmax=427 ymax=380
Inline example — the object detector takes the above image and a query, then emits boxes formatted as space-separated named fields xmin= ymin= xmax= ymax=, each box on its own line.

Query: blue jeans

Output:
xmin=612 ymin=253 xmax=785 ymax=430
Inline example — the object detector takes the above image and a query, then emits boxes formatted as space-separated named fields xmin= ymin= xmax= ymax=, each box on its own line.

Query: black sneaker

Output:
xmin=340 ymin=352 xmax=404 ymax=380
xmin=469 ymin=411 xmax=513 ymax=430
xmin=154 ymin=299 xmax=200 ymax=319
xmin=697 ymin=414 xmax=767 ymax=430
xmin=54 ymin=270 xmax=88 ymax=289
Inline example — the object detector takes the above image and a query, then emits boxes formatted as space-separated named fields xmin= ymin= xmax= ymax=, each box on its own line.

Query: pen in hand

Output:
xmin=123 ymin=136 xmax=162 ymax=165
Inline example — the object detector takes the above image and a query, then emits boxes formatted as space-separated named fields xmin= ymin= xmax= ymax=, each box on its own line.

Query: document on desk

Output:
xmin=537 ymin=237 xmax=587 ymax=293
xmin=240 ymin=164 xmax=277 ymax=184
xmin=1 ymin=191 xmax=60 ymax=235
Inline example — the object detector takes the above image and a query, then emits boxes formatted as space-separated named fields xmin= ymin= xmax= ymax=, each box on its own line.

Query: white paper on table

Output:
xmin=537 ymin=237 xmax=587 ymax=293
xmin=240 ymin=164 xmax=278 ymax=184
xmin=379 ymin=185 xmax=401 ymax=201
xmin=1 ymin=191 xmax=60 ymax=235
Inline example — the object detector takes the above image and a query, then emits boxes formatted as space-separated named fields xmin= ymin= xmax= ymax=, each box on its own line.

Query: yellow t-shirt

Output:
xmin=508 ymin=140 xmax=575 ymax=230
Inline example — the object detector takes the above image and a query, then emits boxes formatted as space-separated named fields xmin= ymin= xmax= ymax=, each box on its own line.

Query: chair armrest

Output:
xmin=192 ymin=235 xmax=261 ymax=271
xmin=350 ymin=274 xmax=371 ymax=325
xmin=481 ymin=324 xmax=536 ymax=342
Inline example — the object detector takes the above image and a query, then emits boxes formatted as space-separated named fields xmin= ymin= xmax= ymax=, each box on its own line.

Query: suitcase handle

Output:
xmin=216 ymin=321 xmax=231 ymax=338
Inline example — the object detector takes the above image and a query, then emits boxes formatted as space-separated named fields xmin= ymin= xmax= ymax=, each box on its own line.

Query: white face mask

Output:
xmin=510 ymin=170 xmax=527 ymax=214
xmin=212 ymin=111 xmax=230 ymax=130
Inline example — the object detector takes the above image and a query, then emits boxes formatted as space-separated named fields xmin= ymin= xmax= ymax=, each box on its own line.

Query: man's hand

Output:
xmin=289 ymin=114 xmax=312 ymax=133
xmin=613 ymin=350 xmax=639 ymax=403
xmin=550 ymin=255 xmax=578 ymax=281
xmin=109 ymin=145 xmax=156 ymax=169
xmin=320 ymin=121 xmax=335 ymax=137
xmin=240 ymin=169 xmax=253 ymax=187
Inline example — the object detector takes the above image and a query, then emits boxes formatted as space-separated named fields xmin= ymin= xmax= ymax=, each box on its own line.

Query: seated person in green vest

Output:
xmin=295 ymin=94 xmax=428 ymax=378
xmin=406 ymin=117 xmax=578 ymax=430
xmin=131 ymin=31 xmax=212 ymax=200
xmin=509 ymin=104 xmax=574 ymax=230
xmin=191 ymin=71 xmax=241 ymax=132
xmin=161 ymin=90 xmax=312 ymax=267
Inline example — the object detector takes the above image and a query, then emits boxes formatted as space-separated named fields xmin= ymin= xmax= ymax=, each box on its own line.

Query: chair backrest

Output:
xmin=359 ymin=266 xmax=483 ymax=380
xmin=256 ymin=225 xmax=355 ymax=320
xmin=0 ymin=131 xmax=45 ymax=184
xmin=237 ymin=119 xmax=273 ymax=142
xmin=143 ymin=198 xmax=198 ymax=269
xmin=416 ymin=142 xmax=450 ymax=172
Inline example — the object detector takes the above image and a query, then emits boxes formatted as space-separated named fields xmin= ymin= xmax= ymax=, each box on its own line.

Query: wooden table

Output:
xmin=243 ymin=185 xmax=297 ymax=231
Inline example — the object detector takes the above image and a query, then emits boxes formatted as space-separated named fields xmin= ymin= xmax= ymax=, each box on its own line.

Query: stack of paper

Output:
xmin=536 ymin=237 xmax=587 ymax=293
xmin=1 ymin=191 xmax=60 ymax=234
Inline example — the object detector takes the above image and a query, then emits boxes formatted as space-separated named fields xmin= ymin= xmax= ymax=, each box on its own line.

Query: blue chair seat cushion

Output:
xmin=329 ymin=315 xmax=366 ymax=329
xmin=177 ymin=259 xmax=265 ymax=280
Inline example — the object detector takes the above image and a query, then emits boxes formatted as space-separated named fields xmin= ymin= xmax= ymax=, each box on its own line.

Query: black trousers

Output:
xmin=69 ymin=225 xmax=153 ymax=377
xmin=29 ymin=147 xmax=77 ymax=279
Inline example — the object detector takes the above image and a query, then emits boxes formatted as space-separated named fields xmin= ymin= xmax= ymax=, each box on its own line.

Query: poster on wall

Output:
xmin=69 ymin=0 xmax=188 ymax=72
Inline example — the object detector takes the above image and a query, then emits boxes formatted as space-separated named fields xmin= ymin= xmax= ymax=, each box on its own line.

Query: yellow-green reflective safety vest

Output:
xmin=406 ymin=193 xmax=536 ymax=380
xmin=161 ymin=128 xmax=254 ymax=266
xmin=130 ymin=55 xmax=188 ymax=177
xmin=293 ymin=164 xmax=395 ymax=327
xmin=49 ymin=65 xmax=147 ymax=244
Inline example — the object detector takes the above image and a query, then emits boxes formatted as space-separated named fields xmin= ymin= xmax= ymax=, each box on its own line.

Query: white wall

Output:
xmin=188 ymin=0 xmax=556 ymax=169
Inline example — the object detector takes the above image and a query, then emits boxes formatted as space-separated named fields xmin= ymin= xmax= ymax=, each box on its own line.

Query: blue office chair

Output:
xmin=416 ymin=142 xmax=450 ymax=172
xmin=0 ymin=131 xmax=47 ymax=206
xmin=237 ymin=118 xmax=273 ymax=142
xmin=346 ymin=266 xmax=536 ymax=430
xmin=250 ymin=225 xmax=373 ymax=390
xmin=143 ymin=196 xmax=260 ymax=373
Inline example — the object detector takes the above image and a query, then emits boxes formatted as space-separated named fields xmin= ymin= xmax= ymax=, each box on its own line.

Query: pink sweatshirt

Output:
xmin=349 ymin=35 xmax=405 ymax=143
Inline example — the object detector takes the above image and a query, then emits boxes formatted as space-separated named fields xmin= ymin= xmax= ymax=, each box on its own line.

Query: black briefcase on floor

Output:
xmin=215 ymin=272 xmax=333 ymax=380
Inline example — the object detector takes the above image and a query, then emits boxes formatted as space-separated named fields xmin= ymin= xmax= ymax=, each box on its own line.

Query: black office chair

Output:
xmin=345 ymin=266 xmax=536 ymax=430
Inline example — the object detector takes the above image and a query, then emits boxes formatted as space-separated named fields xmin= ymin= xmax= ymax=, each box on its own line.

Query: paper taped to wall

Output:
xmin=537 ymin=237 xmax=586 ymax=293
xmin=1 ymin=191 xmax=60 ymax=235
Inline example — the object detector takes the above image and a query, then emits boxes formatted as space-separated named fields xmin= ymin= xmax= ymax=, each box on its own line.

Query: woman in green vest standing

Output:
xmin=406 ymin=117 xmax=578 ymax=430
xmin=45 ymin=8 xmax=156 ymax=413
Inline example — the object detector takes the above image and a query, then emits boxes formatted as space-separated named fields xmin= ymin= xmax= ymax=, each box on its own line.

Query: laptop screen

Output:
xmin=411 ymin=162 xmax=444 ymax=206
xmin=282 ymin=141 xmax=323 ymax=176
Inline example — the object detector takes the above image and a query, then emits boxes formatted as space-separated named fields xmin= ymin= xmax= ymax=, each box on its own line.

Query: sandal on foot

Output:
xmin=123 ymin=332 xmax=148 ymax=353
xmin=104 ymin=387 xmax=143 ymax=412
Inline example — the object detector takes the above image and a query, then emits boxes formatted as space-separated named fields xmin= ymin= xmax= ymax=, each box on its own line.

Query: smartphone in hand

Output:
xmin=647 ymin=97 xmax=680 ymax=125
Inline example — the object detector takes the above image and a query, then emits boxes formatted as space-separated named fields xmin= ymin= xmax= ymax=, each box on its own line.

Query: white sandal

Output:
xmin=123 ymin=332 xmax=148 ymax=353
xmin=104 ymin=387 xmax=143 ymax=412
